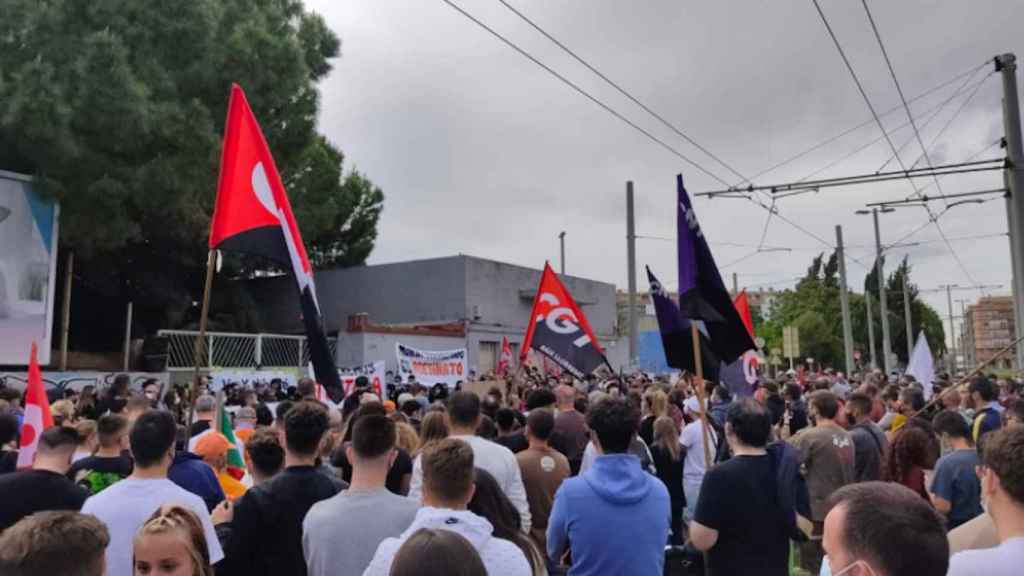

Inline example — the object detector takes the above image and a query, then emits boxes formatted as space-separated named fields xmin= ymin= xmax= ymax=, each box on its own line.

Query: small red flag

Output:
xmin=17 ymin=342 xmax=53 ymax=470
xmin=733 ymin=290 xmax=755 ymax=340
xmin=497 ymin=336 xmax=513 ymax=376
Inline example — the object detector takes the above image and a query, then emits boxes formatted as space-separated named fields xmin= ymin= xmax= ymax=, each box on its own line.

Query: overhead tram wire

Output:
xmin=909 ymin=71 xmax=996 ymax=170
xmin=736 ymin=61 xmax=989 ymax=187
xmin=859 ymin=0 xmax=986 ymax=288
xmin=437 ymin=0 xmax=732 ymax=187
xmin=876 ymin=68 xmax=993 ymax=173
xmin=812 ymin=0 xmax=985 ymax=288
xmin=494 ymin=0 xmax=749 ymax=185
xmin=861 ymin=0 xmax=949 ymax=205
xmin=794 ymin=75 xmax=993 ymax=185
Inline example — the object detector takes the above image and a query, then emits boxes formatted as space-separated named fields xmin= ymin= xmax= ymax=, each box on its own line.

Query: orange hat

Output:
xmin=193 ymin=432 xmax=234 ymax=460
xmin=383 ymin=400 xmax=396 ymax=414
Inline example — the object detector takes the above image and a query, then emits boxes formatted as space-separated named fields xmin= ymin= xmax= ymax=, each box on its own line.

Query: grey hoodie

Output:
xmin=362 ymin=507 xmax=532 ymax=576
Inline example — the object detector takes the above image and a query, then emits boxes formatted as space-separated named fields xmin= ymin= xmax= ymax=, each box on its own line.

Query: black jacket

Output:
xmin=220 ymin=466 xmax=346 ymax=576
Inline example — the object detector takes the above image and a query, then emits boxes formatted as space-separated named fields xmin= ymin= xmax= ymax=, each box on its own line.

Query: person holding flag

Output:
xmin=194 ymin=432 xmax=248 ymax=501
xmin=206 ymin=84 xmax=341 ymax=402
xmin=497 ymin=336 xmax=513 ymax=377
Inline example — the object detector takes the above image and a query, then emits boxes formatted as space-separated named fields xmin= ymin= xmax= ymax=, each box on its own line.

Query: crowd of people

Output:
xmin=0 ymin=366 xmax=1022 ymax=575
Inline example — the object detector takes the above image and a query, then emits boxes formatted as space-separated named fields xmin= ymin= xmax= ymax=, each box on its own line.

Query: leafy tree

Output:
xmin=757 ymin=251 xmax=945 ymax=371
xmin=0 ymin=0 xmax=383 ymax=350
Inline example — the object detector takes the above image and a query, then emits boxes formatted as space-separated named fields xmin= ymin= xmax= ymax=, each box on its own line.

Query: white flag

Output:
xmin=906 ymin=332 xmax=936 ymax=399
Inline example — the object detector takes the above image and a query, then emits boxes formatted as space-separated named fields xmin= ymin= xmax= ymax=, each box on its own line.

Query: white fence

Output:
xmin=157 ymin=330 xmax=337 ymax=371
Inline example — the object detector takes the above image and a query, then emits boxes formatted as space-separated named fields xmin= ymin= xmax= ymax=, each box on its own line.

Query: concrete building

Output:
xmin=246 ymin=255 xmax=623 ymax=375
xmin=963 ymin=296 xmax=1017 ymax=371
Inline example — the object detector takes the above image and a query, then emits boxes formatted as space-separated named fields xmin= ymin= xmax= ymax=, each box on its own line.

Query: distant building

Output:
xmin=246 ymin=255 xmax=623 ymax=374
xmin=963 ymin=296 xmax=1017 ymax=371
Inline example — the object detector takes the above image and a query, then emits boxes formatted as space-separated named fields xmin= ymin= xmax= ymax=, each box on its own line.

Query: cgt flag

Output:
xmin=646 ymin=267 xmax=720 ymax=383
xmin=209 ymin=84 xmax=342 ymax=401
xmin=521 ymin=263 xmax=606 ymax=379
xmin=17 ymin=342 xmax=53 ymax=469
xmin=676 ymin=174 xmax=756 ymax=364
xmin=719 ymin=290 xmax=760 ymax=398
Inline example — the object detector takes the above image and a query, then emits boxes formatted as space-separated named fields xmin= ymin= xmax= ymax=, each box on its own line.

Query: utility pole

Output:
xmin=835 ymin=226 xmax=855 ymax=376
xmin=903 ymin=276 xmax=914 ymax=365
xmin=945 ymin=284 xmax=958 ymax=375
xmin=123 ymin=301 xmax=133 ymax=371
xmin=626 ymin=182 xmax=638 ymax=369
xmin=559 ymin=231 xmax=566 ymax=275
xmin=732 ymin=273 xmax=739 ymax=296
xmin=997 ymin=53 xmax=1024 ymax=370
xmin=872 ymin=209 xmax=894 ymax=374
xmin=866 ymin=290 xmax=877 ymax=370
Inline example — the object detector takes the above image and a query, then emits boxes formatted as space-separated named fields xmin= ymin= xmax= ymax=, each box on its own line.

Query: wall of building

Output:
xmin=247 ymin=255 xmax=621 ymax=373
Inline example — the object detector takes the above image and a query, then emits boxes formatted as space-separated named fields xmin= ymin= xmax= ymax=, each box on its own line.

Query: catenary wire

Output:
xmin=438 ymin=0 xmax=733 ymax=186
xmin=494 ymin=0 xmax=750 ymax=185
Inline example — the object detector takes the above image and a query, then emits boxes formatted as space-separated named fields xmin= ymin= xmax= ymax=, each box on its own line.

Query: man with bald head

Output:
xmin=552 ymin=385 xmax=587 ymax=475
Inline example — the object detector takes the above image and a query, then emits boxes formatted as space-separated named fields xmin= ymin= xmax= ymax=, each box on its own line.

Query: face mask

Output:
xmin=823 ymin=559 xmax=875 ymax=576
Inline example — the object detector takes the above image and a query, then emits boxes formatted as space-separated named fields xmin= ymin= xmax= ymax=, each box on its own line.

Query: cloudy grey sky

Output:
xmin=304 ymin=0 xmax=1023 ymax=342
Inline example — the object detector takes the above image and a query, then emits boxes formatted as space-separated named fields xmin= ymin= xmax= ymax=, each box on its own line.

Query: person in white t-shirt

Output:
xmin=680 ymin=395 xmax=716 ymax=523
xmin=408 ymin=392 xmax=531 ymax=532
xmin=82 ymin=410 xmax=223 ymax=576
xmin=948 ymin=427 xmax=1024 ymax=576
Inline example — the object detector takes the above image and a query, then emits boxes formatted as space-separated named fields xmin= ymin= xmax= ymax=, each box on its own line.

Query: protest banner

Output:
xmin=0 ymin=371 xmax=169 ymax=396
xmin=209 ymin=369 xmax=297 ymax=392
xmin=338 ymin=361 xmax=386 ymax=397
xmin=396 ymin=343 xmax=466 ymax=388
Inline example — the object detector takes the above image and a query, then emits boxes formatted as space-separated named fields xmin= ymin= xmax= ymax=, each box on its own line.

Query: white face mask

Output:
xmin=821 ymin=557 xmax=875 ymax=576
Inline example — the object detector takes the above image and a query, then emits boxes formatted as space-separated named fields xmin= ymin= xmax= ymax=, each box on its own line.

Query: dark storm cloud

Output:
xmin=304 ymin=0 xmax=1023 ymax=331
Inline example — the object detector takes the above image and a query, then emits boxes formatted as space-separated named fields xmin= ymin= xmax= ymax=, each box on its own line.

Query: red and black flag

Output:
xmin=209 ymin=84 xmax=342 ymax=400
xmin=520 ymin=263 xmax=607 ymax=379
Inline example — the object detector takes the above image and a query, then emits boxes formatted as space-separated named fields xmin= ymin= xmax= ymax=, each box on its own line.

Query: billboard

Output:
xmin=0 ymin=171 xmax=59 ymax=365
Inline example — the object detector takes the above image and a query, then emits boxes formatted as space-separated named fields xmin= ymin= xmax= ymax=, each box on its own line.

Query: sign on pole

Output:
xmin=782 ymin=326 xmax=800 ymax=360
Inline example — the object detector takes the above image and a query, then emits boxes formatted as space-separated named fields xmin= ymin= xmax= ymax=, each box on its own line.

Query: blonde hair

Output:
xmin=418 ymin=412 xmax=450 ymax=453
xmin=51 ymin=399 xmax=75 ymax=426
xmin=644 ymin=390 xmax=668 ymax=419
xmin=395 ymin=422 xmax=420 ymax=456
xmin=653 ymin=416 xmax=681 ymax=461
xmin=133 ymin=505 xmax=213 ymax=576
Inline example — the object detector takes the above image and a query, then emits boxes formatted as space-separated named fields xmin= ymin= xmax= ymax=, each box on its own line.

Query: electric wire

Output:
xmin=438 ymin=0 xmax=732 ymax=186
xmin=494 ymin=0 xmax=749 ymax=184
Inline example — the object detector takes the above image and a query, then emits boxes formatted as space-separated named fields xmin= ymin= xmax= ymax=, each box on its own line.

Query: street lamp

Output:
xmin=856 ymin=207 xmax=896 ymax=374
xmin=558 ymin=231 xmax=566 ymax=275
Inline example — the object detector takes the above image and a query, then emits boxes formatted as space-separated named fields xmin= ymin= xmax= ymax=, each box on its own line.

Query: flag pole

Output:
xmin=690 ymin=323 xmax=714 ymax=468
xmin=188 ymin=249 xmax=216 ymax=428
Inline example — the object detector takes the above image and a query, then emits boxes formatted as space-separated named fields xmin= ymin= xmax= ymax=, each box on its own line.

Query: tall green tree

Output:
xmin=756 ymin=252 xmax=945 ymax=370
xmin=0 ymin=0 xmax=383 ymax=349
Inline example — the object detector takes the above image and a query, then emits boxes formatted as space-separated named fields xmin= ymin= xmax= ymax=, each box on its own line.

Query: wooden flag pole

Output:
xmin=690 ymin=323 xmax=714 ymax=469
xmin=909 ymin=332 xmax=1024 ymax=420
xmin=188 ymin=249 xmax=217 ymax=428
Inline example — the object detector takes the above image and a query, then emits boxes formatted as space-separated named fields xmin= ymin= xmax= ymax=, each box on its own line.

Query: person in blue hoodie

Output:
xmin=547 ymin=396 xmax=669 ymax=575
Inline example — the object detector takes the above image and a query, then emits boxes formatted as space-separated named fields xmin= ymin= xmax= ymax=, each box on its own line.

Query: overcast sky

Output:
xmin=304 ymin=0 xmax=1023 ymax=342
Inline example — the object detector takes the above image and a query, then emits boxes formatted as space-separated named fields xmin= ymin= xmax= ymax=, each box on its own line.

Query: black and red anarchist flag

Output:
xmin=209 ymin=84 xmax=342 ymax=400
xmin=520 ymin=263 xmax=607 ymax=379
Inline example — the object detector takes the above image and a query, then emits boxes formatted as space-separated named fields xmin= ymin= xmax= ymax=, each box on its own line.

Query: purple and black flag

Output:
xmin=646 ymin=266 xmax=720 ymax=383
xmin=676 ymin=174 xmax=756 ymax=365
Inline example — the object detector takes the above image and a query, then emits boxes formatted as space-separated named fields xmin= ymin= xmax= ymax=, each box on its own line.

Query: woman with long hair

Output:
xmin=389 ymin=528 xmax=486 ymax=576
xmin=468 ymin=468 xmax=547 ymax=576
xmin=883 ymin=426 xmax=934 ymax=502
xmin=77 ymin=385 xmax=101 ymax=421
xmin=133 ymin=505 xmax=213 ymax=576
xmin=649 ymin=416 xmax=687 ymax=545
xmin=639 ymin=390 xmax=668 ymax=447
xmin=417 ymin=411 xmax=450 ymax=453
